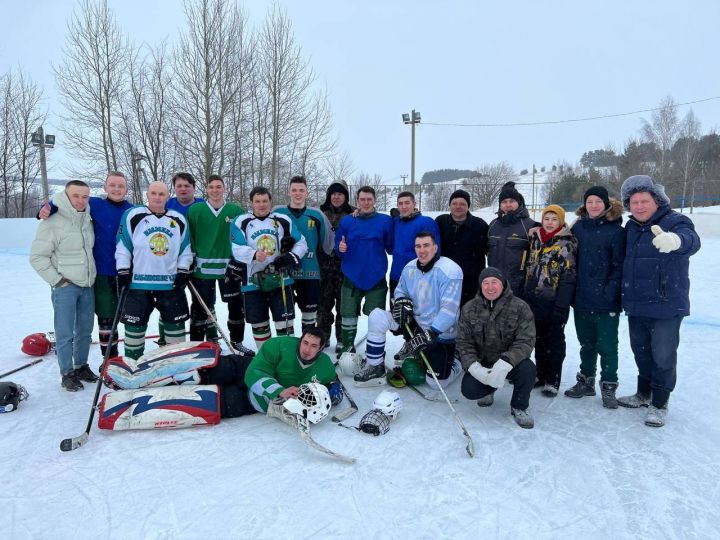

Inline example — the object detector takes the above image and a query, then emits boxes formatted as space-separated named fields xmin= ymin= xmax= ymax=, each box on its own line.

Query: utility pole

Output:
xmin=531 ymin=163 xmax=536 ymax=219
xmin=31 ymin=126 xmax=55 ymax=201
xmin=400 ymin=174 xmax=408 ymax=188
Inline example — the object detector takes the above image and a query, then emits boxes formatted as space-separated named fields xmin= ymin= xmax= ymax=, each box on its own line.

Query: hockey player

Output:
xmin=187 ymin=175 xmax=252 ymax=353
xmin=30 ymin=180 xmax=97 ymax=391
xmin=273 ymin=175 xmax=334 ymax=332
xmin=230 ymin=186 xmax=308 ymax=349
xmin=115 ymin=181 xmax=193 ymax=359
xmin=335 ymin=186 xmax=393 ymax=355
xmin=317 ymin=180 xmax=355 ymax=352
xmin=457 ymin=267 xmax=537 ymax=429
xmin=166 ymin=172 xmax=203 ymax=216
xmin=389 ymin=191 xmax=440 ymax=301
xmin=355 ymin=231 xmax=463 ymax=388
xmin=38 ymin=171 xmax=133 ymax=357
xmin=435 ymin=189 xmax=488 ymax=306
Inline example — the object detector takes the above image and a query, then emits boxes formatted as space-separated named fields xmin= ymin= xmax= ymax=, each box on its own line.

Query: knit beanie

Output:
xmin=498 ymin=182 xmax=525 ymax=206
xmin=583 ymin=185 xmax=610 ymax=209
xmin=620 ymin=175 xmax=670 ymax=210
xmin=542 ymin=204 xmax=566 ymax=225
xmin=479 ymin=266 xmax=505 ymax=283
xmin=448 ymin=189 xmax=471 ymax=207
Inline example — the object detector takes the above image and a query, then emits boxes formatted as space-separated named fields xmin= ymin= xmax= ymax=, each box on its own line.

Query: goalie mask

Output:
xmin=373 ymin=390 xmax=403 ymax=419
xmin=21 ymin=333 xmax=51 ymax=356
xmin=0 ymin=382 xmax=29 ymax=413
xmin=358 ymin=409 xmax=390 ymax=436
xmin=338 ymin=352 xmax=363 ymax=377
xmin=283 ymin=382 xmax=331 ymax=424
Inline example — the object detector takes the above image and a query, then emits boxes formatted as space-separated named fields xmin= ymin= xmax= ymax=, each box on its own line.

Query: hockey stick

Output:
xmin=331 ymin=378 xmax=358 ymax=422
xmin=0 ymin=358 xmax=43 ymax=379
xmin=406 ymin=381 xmax=459 ymax=403
xmin=297 ymin=416 xmax=356 ymax=464
xmin=60 ymin=287 xmax=129 ymax=452
xmin=405 ymin=323 xmax=475 ymax=458
xmin=188 ymin=282 xmax=238 ymax=355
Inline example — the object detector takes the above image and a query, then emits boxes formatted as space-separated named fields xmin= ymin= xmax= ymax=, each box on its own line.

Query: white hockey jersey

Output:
xmin=116 ymin=207 xmax=193 ymax=291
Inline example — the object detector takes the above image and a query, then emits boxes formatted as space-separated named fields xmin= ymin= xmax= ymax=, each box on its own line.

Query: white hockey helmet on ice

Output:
xmin=338 ymin=352 xmax=363 ymax=377
xmin=372 ymin=390 xmax=403 ymax=419
xmin=283 ymin=382 xmax=332 ymax=424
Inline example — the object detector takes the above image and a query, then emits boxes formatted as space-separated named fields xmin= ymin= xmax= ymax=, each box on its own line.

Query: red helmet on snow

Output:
xmin=21 ymin=333 xmax=51 ymax=356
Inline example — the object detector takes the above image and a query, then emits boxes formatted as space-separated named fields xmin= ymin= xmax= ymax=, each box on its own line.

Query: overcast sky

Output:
xmin=2 ymin=0 xmax=719 ymax=182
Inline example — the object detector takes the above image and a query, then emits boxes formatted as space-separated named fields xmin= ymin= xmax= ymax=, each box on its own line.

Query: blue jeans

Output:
xmin=51 ymin=284 xmax=95 ymax=375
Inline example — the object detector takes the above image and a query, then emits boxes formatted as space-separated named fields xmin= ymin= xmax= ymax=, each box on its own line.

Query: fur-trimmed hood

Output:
xmin=575 ymin=198 xmax=623 ymax=223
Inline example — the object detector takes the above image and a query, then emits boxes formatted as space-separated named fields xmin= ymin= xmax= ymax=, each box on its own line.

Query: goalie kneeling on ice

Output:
xmin=98 ymin=385 xmax=221 ymax=430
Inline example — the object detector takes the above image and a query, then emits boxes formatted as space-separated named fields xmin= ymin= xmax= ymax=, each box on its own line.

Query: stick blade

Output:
xmin=60 ymin=433 xmax=88 ymax=452
xmin=331 ymin=405 xmax=358 ymax=423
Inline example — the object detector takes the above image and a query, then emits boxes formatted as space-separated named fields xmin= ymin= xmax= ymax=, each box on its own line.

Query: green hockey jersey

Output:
xmin=188 ymin=201 xmax=244 ymax=279
xmin=244 ymin=336 xmax=336 ymax=412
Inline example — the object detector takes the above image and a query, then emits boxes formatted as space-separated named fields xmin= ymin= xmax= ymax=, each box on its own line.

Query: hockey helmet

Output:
xmin=0 ymin=382 xmax=29 ymax=413
xmin=338 ymin=351 xmax=363 ymax=377
xmin=21 ymin=333 xmax=51 ymax=356
xmin=284 ymin=382 xmax=332 ymax=424
xmin=401 ymin=357 xmax=425 ymax=386
xmin=373 ymin=390 xmax=403 ymax=419
xmin=358 ymin=409 xmax=390 ymax=436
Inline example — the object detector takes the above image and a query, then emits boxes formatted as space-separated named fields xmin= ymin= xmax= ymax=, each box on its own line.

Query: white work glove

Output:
xmin=651 ymin=225 xmax=681 ymax=253
xmin=485 ymin=359 xmax=513 ymax=389
xmin=468 ymin=362 xmax=491 ymax=385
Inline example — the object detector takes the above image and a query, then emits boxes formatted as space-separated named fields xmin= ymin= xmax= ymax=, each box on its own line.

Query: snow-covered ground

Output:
xmin=1 ymin=210 xmax=719 ymax=540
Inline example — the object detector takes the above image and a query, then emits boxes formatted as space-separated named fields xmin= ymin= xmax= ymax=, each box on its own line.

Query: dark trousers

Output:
xmin=201 ymin=353 xmax=257 ymax=419
xmin=461 ymin=358 xmax=536 ymax=410
xmin=574 ymin=311 xmax=620 ymax=382
xmin=317 ymin=259 xmax=343 ymax=342
xmin=190 ymin=278 xmax=245 ymax=342
xmin=534 ymin=317 xmax=567 ymax=388
xmin=628 ymin=315 xmax=683 ymax=408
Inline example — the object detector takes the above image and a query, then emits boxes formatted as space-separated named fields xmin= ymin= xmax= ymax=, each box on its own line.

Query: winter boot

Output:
xmin=511 ymin=408 xmax=534 ymax=429
xmin=353 ymin=362 xmax=386 ymax=387
xmin=477 ymin=393 xmax=494 ymax=407
xmin=61 ymin=372 xmax=83 ymax=392
xmin=541 ymin=383 xmax=559 ymax=398
xmin=617 ymin=392 xmax=650 ymax=408
xmin=600 ymin=381 xmax=619 ymax=409
xmin=74 ymin=364 xmax=99 ymax=383
xmin=564 ymin=372 xmax=596 ymax=398
xmin=644 ymin=404 xmax=668 ymax=427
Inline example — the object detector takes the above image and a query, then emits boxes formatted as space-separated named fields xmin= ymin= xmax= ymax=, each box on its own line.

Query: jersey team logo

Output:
xmin=256 ymin=234 xmax=277 ymax=255
xmin=149 ymin=232 xmax=170 ymax=256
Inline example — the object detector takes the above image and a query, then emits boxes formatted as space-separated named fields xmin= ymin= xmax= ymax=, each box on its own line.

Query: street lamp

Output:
xmin=31 ymin=126 xmax=55 ymax=201
xmin=401 ymin=109 xmax=421 ymax=195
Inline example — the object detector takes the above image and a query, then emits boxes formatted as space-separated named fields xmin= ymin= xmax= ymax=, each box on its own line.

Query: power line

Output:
xmin=423 ymin=95 xmax=720 ymax=128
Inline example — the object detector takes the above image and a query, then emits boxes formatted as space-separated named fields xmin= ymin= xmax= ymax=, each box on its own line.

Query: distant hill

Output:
xmin=421 ymin=169 xmax=477 ymax=185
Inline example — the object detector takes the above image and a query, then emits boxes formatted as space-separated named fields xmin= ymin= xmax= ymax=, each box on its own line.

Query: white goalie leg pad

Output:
xmin=104 ymin=342 xmax=219 ymax=389
xmin=98 ymin=385 xmax=221 ymax=430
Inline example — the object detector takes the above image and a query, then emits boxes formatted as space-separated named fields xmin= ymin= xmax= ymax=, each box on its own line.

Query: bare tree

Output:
xmin=676 ymin=109 xmax=701 ymax=212
xmin=463 ymin=162 xmax=515 ymax=208
xmin=641 ymin=95 xmax=680 ymax=183
xmin=423 ymin=181 xmax=456 ymax=212
xmin=0 ymin=72 xmax=13 ymax=216
xmin=172 ymin=0 xmax=248 ymax=193
xmin=54 ymin=0 xmax=130 ymax=177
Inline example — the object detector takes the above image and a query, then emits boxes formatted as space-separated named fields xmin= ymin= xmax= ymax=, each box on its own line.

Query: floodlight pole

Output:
xmin=37 ymin=126 xmax=49 ymax=201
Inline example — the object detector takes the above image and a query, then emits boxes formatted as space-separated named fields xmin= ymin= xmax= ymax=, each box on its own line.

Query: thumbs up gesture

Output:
xmin=651 ymin=225 xmax=681 ymax=253
xmin=339 ymin=235 xmax=347 ymax=253
xmin=38 ymin=199 xmax=51 ymax=220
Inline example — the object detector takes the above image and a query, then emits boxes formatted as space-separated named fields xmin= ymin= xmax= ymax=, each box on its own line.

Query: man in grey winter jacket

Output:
xmin=30 ymin=180 xmax=97 ymax=392
xmin=457 ymin=267 xmax=536 ymax=428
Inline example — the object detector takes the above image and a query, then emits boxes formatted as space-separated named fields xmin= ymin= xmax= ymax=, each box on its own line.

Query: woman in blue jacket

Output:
xmin=565 ymin=186 xmax=625 ymax=408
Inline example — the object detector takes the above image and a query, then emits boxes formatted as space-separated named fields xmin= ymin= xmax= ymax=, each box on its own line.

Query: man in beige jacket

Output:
xmin=30 ymin=180 xmax=97 ymax=391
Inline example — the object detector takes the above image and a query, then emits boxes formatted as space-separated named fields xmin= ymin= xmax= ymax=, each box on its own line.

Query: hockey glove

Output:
xmin=327 ymin=379 xmax=344 ymax=406
xmin=408 ymin=328 xmax=437 ymax=356
xmin=392 ymin=297 xmax=414 ymax=327
xmin=551 ymin=305 xmax=570 ymax=326
xmin=280 ymin=235 xmax=296 ymax=254
xmin=225 ymin=260 xmax=246 ymax=282
xmin=468 ymin=361 xmax=492 ymax=385
xmin=173 ymin=268 xmax=192 ymax=290
xmin=116 ymin=269 xmax=131 ymax=292
xmin=274 ymin=252 xmax=301 ymax=271
xmin=485 ymin=359 xmax=513 ymax=389
xmin=651 ymin=225 xmax=681 ymax=253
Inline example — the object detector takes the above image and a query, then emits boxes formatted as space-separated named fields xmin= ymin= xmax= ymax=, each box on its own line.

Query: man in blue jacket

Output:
xmin=617 ymin=175 xmax=700 ymax=427
xmin=335 ymin=186 xmax=393 ymax=357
